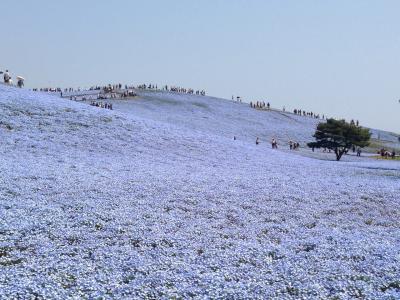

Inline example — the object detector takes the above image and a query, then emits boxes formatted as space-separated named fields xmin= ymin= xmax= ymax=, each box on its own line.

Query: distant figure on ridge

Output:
xmin=3 ymin=70 xmax=11 ymax=84
xmin=17 ymin=76 xmax=25 ymax=88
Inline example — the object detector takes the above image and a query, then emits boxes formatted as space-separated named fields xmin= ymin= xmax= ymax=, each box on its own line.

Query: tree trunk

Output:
xmin=335 ymin=148 xmax=344 ymax=161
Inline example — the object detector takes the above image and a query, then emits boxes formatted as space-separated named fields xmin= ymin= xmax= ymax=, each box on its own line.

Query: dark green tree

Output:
xmin=308 ymin=118 xmax=371 ymax=161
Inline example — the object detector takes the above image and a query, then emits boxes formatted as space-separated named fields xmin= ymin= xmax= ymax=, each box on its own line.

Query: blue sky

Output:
xmin=2 ymin=0 xmax=400 ymax=133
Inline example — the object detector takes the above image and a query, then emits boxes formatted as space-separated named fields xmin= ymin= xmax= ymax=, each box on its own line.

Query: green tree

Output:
xmin=308 ymin=118 xmax=371 ymax=161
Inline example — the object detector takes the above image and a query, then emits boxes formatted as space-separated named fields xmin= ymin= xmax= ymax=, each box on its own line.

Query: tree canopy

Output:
xmin=308 ymin=118 xmax=371 ymax=161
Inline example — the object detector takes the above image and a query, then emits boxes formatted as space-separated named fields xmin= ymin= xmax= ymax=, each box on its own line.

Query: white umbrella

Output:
xmin=16 ymin=76 xmax=25 ymax=81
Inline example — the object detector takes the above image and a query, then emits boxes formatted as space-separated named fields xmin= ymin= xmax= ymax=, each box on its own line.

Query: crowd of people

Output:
xmin=33 ymin=87 xmax=61 ymax=92
xmin=168 ymin=86 xmax=206 ymax=95
xmin=293 ymin=109 xmax=323 ymax=119
xmin=68 ymin=92 xmax=131 ymax=102
xmin=103 ymin=84 xmax=123 ymax=93
xmin=379 ymin=148 xmax=396 ymax=159
xmin=97 ymin=93 xmax=119 ymax=100
xmin=121 ymin=90 xmax=137 ymax=98
xmin=34 ymin=84 xmax=125 ymax=94
xmin=90 ymin=101 xmax=113 ymax=110
xmin=247 ymin=101 xmax=325 ymax=120
xmin=137 ymin=84 xmax=157 ymax=90
xmin=136 ymin=84 xmax=206 ymax=95
xmin=289 ymin=140 xmax=300 ymax=150
xmin=250 ymin=137 xmax=398 ymax=159
xmin=318 ymin=146 xmax=364 ymax=157
xmin=96 ymin=90 xmax=137 ymax=99
xmin=4 ymin=71 xmax=398 ymax=160
xmin=33 ymin=83 xmax=206 ymax=97
xmin=253 ymin=137 xmax=302 ymax=151
xmin=232 ymin=96 xmax=243 ymax=102
xmin=249 ymin=101 xmax=270 ymax=109
xmin=255 ymin=137 xmax=279 ymax=148
xmin=349 ymin=145 xmax=363 ymax=156
xmin=1 ymin=69 xmax=24 ymax=88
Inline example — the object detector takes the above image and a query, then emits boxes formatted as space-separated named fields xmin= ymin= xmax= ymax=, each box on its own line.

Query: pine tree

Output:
xmin=307 ymin=119 xmax=371 ymax=161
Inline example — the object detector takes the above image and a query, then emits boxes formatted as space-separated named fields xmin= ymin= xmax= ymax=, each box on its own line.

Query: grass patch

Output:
xmin=0 ymin=121 xmax=13 ymax=130
xmin=64 ymin=108 xmax=77 ymax=113
xmin=381 ymin=281 xmax=400 ymax=292
xmin=371 ymin=155 xmax=400 ymax=161
xmin=0 ymin=258 xmax=24 ymax=266
xmin=100 ymin=116 xmax=112 ymax=123
xmin=193 ymin=102 xmax=209 ymax=109
xmin=368 ymin=139 xmax=386 ymax=150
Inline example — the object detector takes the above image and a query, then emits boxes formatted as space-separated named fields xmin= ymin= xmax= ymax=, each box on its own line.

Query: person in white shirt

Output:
xmin=4 ymin=70 xmax=11 ymax=84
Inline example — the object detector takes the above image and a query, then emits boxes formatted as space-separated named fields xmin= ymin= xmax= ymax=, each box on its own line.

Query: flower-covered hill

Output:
xmin=109 ymin=89 xmax=400 ymax=152
xmin=108 ymin=90 xmax=323 ymax=146
xmin=0 ymin=85 xmax=399 ymax=299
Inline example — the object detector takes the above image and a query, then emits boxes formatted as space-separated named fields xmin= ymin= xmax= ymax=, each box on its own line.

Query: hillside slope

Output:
xmin=0 ymin=85 xmax=399 ymax=299
xmin=120 ymin=90 xmax=321 ymax=145
xmin=104 ymin=89 xmax=399 ymax=152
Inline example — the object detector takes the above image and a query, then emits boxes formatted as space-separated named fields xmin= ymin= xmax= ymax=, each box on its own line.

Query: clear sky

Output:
xmin=2 ymin=0 xmax=400 ymax=133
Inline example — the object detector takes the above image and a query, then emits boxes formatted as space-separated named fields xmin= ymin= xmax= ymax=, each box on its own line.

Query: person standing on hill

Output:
xmin=3 ymin=70 xmax=10 ymax=84
xmin=256 ymin=137 xmax=260 ymax=145
xmin=17 ymin=77 xmax=24 ymax=88
xmin=17 ymin=79 xmax=24 ymax=88
xmin=271 ymin=138 xmax=277 ymax=149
